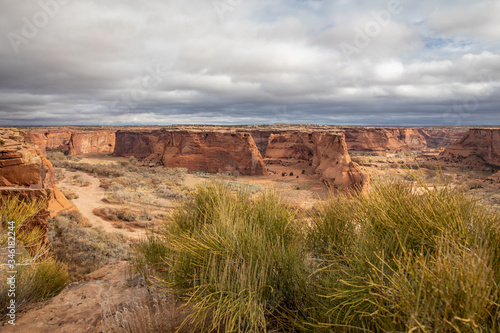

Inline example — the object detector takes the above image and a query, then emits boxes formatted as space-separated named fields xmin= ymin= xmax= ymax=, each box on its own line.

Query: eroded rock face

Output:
xmin=266 ymin=131 xmax=368 ymax=190
xmin=68 ymin=131 xmax=115 ymax=156
xmin=0 ymin=129 xmax=74 ymax=249
xmin=0 ymin=128 xmax=73 ymax=217
xmin=440 ymin=128 xmax=500 ymax=171
xmin=27 ymin=129 xmax=72 ymax=152
xmin=341 ymin=127 xmax=470 ymax=154
xmin=27 ymin=129 xmax=115 ymax=156
xmin=115 ymin=130 xmax=267 ymax=176
xmin=342 ymin=128 xmax=424 ymax=154
xmin=418 ymin=128 xmax=468 ymax=149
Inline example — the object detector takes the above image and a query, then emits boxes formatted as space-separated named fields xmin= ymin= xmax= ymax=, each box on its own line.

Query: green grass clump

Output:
xmin=137 ymin=181 xmax=310 ymax=332
xmin=310 ymin=178 xmax=500 ymax=332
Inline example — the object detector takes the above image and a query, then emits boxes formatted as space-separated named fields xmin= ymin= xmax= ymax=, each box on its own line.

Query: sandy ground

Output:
xmin=58 ymin=169 xmax=145 ymax=239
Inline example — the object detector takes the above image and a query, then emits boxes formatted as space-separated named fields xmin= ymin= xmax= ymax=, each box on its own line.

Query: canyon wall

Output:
xmin=440 ymin=128 xmax=500 ymax=171
xmin=68 ymin=131 xmax=115 ymax=156
xmin=419 ymin=128 xmax=468 ymax=149
xmin=342 ymin=128 xmax=426 ymax=154
xmin=265 ymin=131 xmax=368 ymax=189
xmin=114 ymin=130 xmax=266 ymax=176
xmin=27 ymin=129 xmax=115 ymax=156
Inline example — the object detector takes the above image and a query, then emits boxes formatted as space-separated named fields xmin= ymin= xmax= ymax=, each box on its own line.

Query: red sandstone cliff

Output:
xmin=27 ymin=129 xmax=72 ymax=152
xmin=418 ymin=128 xmax=468 ymax=149
xmin=342 ymin=128 xmax=424 ymax=154
xmin=27 ymin=129 xmax=115 ymax=156
xmin=0 ymin=128 xmax=74 ymax=246
xmin=114 ymin=130 xmax=267 ymax=176
xmin=0 ymin=128 xmax=73 ymax=215
xmin=68 ymin=131 xmax=115 ymax=156
xmin=439 ymin=128 xmax=500 ymax=171
xmin=265 ymin=131 xmax=368 ymax=190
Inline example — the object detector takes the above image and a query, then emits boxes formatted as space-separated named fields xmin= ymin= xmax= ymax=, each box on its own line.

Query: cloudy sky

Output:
xmin=1 ymin=0 xmax=499 ymax=126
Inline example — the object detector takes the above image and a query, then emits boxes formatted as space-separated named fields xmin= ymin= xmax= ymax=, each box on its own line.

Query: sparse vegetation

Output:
xmin=48 ymin=211 xmax=130 ymax=280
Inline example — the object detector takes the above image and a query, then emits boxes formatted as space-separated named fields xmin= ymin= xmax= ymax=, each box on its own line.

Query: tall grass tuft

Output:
xmin=137 ymin=181 xmax=311 ymax=332
xmin=310 ymin=176 xmax=500 ymax=332
xmin=0 ymin=196 xmax=69 ymax=319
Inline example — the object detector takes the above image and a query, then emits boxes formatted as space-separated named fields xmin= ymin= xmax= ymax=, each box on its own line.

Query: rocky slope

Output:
xmin=440 ymin=128 xmax=500 ymax=171
xmin=265 ymin=131 xmax=368 ymax=189
xmin=114 ymin=130 xmax=267 ymax=176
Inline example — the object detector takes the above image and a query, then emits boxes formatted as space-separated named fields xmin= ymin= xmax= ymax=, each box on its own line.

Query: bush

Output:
xmin=48 ymin=211 xmax=130 ymax=280
xmin=60 ymin=187 xmax=79 ymax=200
xmin=309 ymin=176 xmax=500 ymax=332
xmin=71 ymin=174 xmax=90 ymax=187
xmin=136 ymin=181 xmax=310 ymax=332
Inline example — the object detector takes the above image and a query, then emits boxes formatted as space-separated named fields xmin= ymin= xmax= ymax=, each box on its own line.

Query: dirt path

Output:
xmin=58 ymin=169 xmax=145 ymax=239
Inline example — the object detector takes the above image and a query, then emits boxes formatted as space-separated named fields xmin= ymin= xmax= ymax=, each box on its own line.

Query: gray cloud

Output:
xmin=0 ymin=0 xmax=499 ymax=126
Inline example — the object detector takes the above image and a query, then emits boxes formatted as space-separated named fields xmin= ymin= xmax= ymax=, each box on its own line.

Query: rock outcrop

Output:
xmin=0 ymin=128 xmax=74 ymax=246
xmin=114 ymin=130 xmax=267 ymax=176
xmin=265 ymin=131 xmax=368 ymax=190
xmin=440 ymin=128 xmax=500 ymax=171
xmin=486 ymin=171 xmax=500 ymax=186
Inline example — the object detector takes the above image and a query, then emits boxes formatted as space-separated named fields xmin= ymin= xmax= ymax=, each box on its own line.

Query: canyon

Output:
xmin=25 ymin=126 xmax=468 ymax=157
xmin=18 ymin=126 xmax=473 ymax=191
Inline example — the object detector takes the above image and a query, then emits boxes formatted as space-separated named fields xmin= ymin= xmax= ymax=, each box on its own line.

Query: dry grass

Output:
xmin=48 ymin=211 xmax=131 ymax=280
xmin=0 ymin=196 xmax=68 ymax=320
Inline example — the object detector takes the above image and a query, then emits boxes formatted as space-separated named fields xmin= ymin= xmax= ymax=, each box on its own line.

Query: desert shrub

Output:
xmin=60 ymin=187 xmax=79 ymax=200
xmin=48 ymin=211 xmax=130 ymax=280
xmin=71 ymin=174 xmax=90 ymax=187
xmin=136 ymin=181 xmax=310 ymax=332
xmin=54 ymin=168 xmax=64 ymax=182
xmin=46 ymin=151 xmax=66 ymax=162
xmin=0 ymin=197 xmax=68 ymax=319
xmin=308 ymin=176 xmax=500 ymax=332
